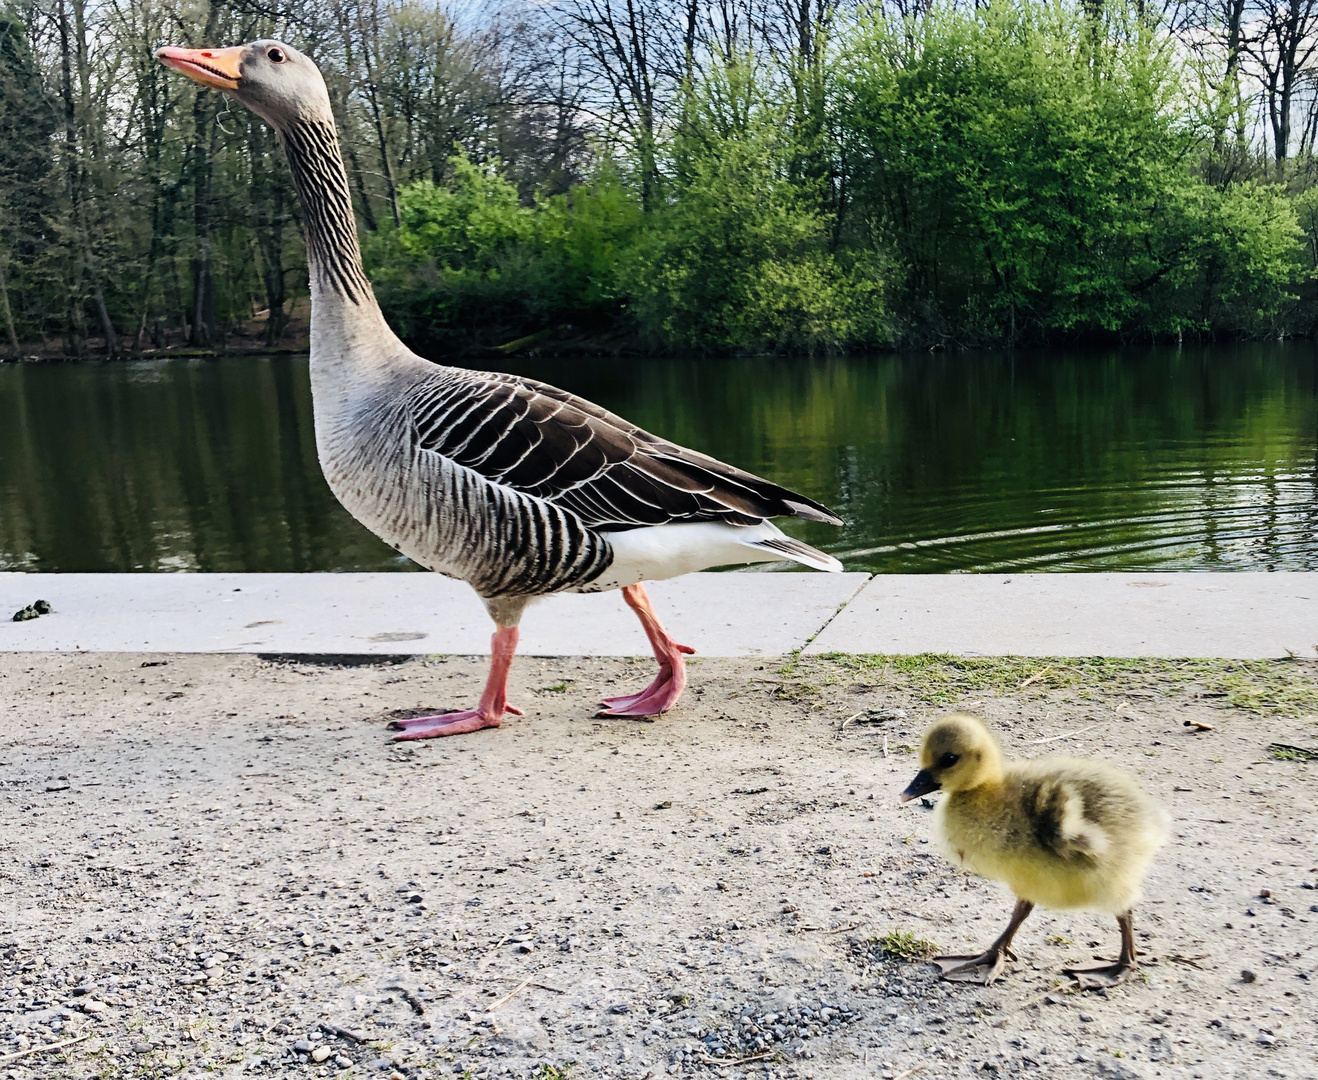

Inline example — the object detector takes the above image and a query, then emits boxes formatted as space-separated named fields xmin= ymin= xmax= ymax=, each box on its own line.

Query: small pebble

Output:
xmin=311 ymin=1045 xmax=333 ymax=1062
xmin=1241 ymin=969 xmax=1257 ymax=983
xmin=81 ymin=1000 xmax=107 ymax=1013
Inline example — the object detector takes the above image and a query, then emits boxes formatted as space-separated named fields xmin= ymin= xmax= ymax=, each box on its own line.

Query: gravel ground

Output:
xmin=1 ymin=650 xmax=1315 ymax=1080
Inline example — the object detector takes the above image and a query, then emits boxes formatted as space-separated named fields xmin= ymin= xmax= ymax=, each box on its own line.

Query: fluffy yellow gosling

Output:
xmin=900 ymin=714 xmax=1166 ymax=988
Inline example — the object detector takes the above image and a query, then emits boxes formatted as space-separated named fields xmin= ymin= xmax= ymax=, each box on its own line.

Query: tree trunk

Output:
xmin=189 ymin=0 xmax=221 ymax=347
xmin=345 ymin=143 xmax=380 ymax=233
xmin=0 ymin=257 xmax=18 ymax=354
xmin=91 ymin=280 xmax=119 ymax=355
xmin=56 ymin=0 xmax=86 ymax=356
xmin=190 ymin=98 xmax=216 ymax=346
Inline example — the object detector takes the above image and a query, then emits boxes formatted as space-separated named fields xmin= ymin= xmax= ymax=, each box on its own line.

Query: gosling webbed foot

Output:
xmin=932 ymin=945 xmax=1016 ymax=985
xmin=1064 ymin=959 xmax=1136 ymax=989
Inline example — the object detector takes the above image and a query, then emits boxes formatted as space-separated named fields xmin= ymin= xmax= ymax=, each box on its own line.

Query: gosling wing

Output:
xmin=1026 ymin=774 xmax=1113 ymax=864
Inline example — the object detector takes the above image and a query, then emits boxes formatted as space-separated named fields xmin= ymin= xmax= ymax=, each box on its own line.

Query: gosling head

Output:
xmin=900 ymin=714 xmax=1003 ymax=802
xmin=157 ymin=40 xmax=330 ymax=131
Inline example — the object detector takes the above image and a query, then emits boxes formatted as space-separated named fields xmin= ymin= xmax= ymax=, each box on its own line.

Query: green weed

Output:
xmin=875 ymin=929 xmax=938 ymax=960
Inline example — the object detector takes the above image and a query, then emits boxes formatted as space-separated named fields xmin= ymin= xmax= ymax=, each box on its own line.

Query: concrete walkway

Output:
xmin=1 ymin=571 xmax=1315 ymax=658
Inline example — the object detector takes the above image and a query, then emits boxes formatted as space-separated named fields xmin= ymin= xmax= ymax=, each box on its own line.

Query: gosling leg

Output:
xmin=933 ymin=898 xmax=1035 ymax=985
xmin=1064 ymin=909 xmax=1138 ymax=989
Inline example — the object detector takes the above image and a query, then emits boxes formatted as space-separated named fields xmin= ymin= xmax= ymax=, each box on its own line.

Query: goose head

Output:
xmin=156 ymin=40 xmax=331 ymax=130
xmin=900 ymin=714 xmax=1004 ymax=802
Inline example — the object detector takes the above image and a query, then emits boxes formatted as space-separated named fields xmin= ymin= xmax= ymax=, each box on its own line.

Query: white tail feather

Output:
xmin=740 ymin=535 xmax=843 ymax=573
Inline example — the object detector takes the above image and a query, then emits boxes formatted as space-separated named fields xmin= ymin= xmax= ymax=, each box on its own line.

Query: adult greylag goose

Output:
xmin=158 ymin=40 xmax=844 ymax=739
xmin=900 ymin=714 xmax=1167 ymax=988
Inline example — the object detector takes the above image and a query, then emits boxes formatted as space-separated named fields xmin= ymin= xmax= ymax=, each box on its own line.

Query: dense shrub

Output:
xmin=364 ymin=152 xmax=642 ymax=350
xmin=838 ymin=0 xmax=1301 ymax=344
xmin=624 ymin=70 xmax=885 ymax=354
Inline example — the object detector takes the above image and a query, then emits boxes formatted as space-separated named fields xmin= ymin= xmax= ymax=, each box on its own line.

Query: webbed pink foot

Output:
xmin=598 ymin=584 xmax=695 ymax=718
xmin=598 ymin=654 xmax=691 ymax=717
xmin=388 ymin=625 xmax=521 ymax=740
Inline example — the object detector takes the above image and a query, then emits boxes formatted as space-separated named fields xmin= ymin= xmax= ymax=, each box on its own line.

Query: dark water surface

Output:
xmin=1 ymin=347 xmax=1315 ymax=573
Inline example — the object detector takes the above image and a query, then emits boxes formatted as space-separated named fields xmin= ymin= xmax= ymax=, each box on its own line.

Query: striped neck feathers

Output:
xmin=280 ymin=117 xmax=373 ymax=306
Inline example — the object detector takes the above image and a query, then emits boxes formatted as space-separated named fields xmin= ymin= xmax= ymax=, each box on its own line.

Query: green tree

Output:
xmin=626 ymin=61 xmax=883 ymax=353
xmin=0 ymin=3 xmax=57 ymax=350
xmin=840 ymin=0 xmax=1301 ymax=343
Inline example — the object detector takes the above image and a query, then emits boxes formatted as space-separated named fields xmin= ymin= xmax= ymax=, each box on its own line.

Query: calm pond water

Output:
xmin=0 ymin=346 xmax=1315 ymax=574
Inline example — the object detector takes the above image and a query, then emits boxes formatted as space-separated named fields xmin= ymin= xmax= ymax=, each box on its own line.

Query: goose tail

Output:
xmin=740 ymin=534 xmax=843 ymax=573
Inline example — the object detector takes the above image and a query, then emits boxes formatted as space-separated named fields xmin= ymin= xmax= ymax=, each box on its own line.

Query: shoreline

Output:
xmin=3 ymin=572 xmax=1316 ymax=659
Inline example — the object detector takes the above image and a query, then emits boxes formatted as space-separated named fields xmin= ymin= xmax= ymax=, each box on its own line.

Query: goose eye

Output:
xmin=937 ymin=752 xmax=960 ymax=769
xmin=267 ymin=47 xmax=286 ymax=63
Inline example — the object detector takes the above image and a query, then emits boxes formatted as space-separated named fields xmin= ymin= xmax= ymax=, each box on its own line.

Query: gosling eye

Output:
xmin=937 ymin=752 xmax=960 ymax=769
xmin=267 ymin=46 xmax=287 ymax=63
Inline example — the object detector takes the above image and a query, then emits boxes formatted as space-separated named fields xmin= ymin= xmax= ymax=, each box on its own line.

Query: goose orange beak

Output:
xmin=156 ymin=45 xmax=243 ymax=92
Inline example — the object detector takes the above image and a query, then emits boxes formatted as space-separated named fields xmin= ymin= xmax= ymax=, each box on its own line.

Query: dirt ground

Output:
xmin=1 ymin=650 xmax=1315 ymax=1080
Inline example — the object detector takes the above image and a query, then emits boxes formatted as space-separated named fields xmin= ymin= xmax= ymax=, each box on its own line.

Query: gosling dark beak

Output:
xmin=156 ymin=45 xmax=244 ymax=93
xmin=900 ymin=768 xmax=940 ymax=803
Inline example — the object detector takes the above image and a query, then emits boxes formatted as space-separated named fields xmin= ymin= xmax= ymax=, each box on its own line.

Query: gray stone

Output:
xmin=1093 ymin=1058 xmax=1145 ymax=1079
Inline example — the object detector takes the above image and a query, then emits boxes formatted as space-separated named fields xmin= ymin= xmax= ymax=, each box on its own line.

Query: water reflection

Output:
xmin=0 ymin=346 xmax=1314 ymax=573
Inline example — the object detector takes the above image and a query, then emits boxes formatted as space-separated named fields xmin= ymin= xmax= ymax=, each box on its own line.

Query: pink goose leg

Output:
xmin=391 ymin=626 xmax=524 ymax=740
xmin=598 ymin=584 xmax=696 ymax=718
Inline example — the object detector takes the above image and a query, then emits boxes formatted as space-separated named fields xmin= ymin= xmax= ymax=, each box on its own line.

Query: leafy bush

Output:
xmin=625 ymin=123 xmax=883 ymax=353
xmin=363 ymin=1 xmax=1304 ymax=355
xmin=839 ymin=0 xmax=1301 ymax=343
xmin=365 ymin=152 xmax=642 ymax=351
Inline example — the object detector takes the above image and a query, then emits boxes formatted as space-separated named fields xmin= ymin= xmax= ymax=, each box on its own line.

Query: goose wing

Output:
xmin=406 ymin=370 xmax=841 ymax=530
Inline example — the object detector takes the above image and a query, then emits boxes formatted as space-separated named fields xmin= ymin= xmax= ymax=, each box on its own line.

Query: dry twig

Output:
xmin=319 ymin=1023 xmax=368 ymax=1044
xmin=1032 ymin=723 xmax=1098 ymax=744
xmin=477 ymin=934 xmax=510 ymax=969
xmin=383 ymin=984 xmax=426 ymax=1015
xmin=1017 ymin=666 xmax=1053 ymax=690
xmin=695 ymin=1049 xmax=776 ymax=1066
xmin=487 ymin=977 xmax=532 ymax=1012
xmin=0 ymin=1034 xmax=92 ymax=1066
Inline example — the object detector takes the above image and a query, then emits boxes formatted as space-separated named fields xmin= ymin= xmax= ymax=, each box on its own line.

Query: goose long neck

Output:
xmin=280 ymin=115 xmax=374 ymax=310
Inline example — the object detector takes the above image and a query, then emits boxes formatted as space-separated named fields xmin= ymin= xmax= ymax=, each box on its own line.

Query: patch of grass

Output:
xmin=818 ymin=654 xmax=1318 ymax=713
xmin=875 ymin=929 xmax=938 ymax=960
xmin=771 ymin=680 xmax=821 ymax=702
xmin=1268 ymin=743 xmax=1318 ymax=761
xmin=538 ymin=681 xmax=571 ymax=693
xmin=532 ymin=1064 xmax=575 ymax=1080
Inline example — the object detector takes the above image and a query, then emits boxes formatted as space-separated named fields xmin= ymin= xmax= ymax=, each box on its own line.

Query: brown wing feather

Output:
xmin=408 ymin=370 xmax=842 ymax=531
